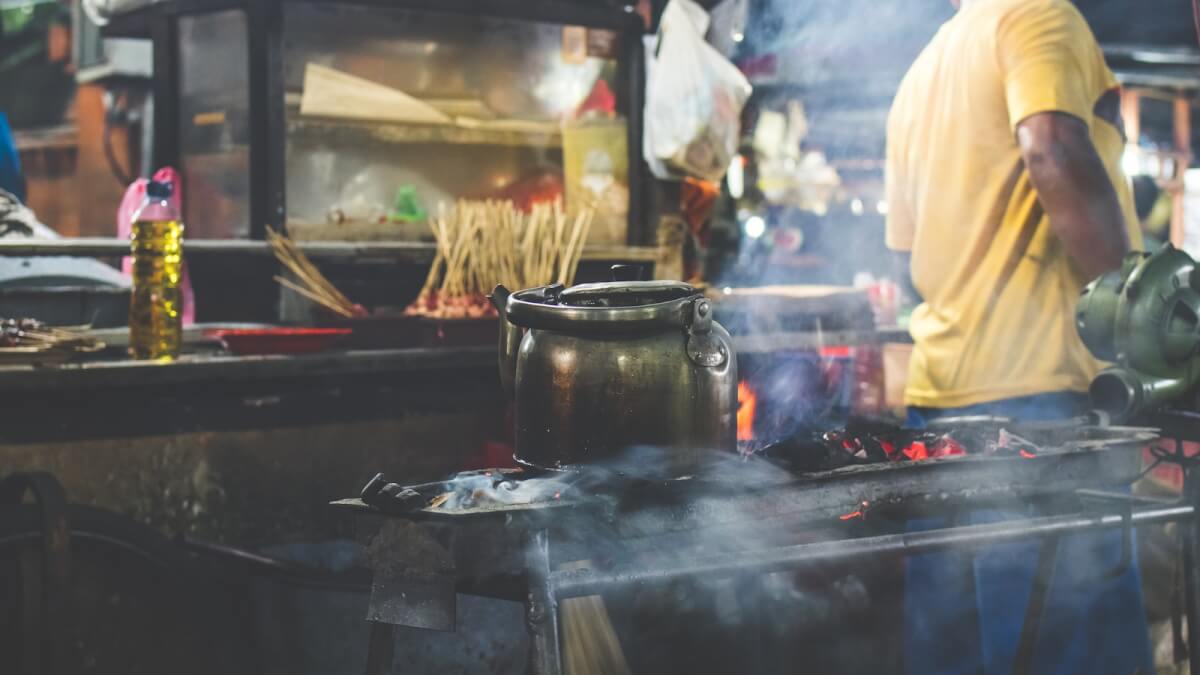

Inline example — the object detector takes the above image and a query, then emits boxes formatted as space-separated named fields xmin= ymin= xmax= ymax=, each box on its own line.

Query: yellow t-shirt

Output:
xmin=885 ymin=0 xmax=1141 ymax=409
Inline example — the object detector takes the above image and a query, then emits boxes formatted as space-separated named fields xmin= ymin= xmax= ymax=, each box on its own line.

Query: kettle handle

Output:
xmin=686 ymin=298 xmax=727 ymax=367
xmin=489 ymin=285 xmax=520 ymax=399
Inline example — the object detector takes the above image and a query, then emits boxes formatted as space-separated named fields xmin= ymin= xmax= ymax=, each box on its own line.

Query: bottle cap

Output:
xmin=146 ymin=180 xmax=173 ymax=199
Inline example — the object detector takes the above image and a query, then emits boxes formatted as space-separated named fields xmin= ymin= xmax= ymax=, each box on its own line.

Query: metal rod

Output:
xmin=525 ymin=531 xmax=562 ymax=675
xmin=549 ymin=505 xmax=1195 ymax=599
xmin=1075 ymin=488 xmax=1180 ymax=506
xmin=1012 ymin=536 xmax=1059 ymax=675
xmin=0 ymin=238 xmax=661 ymax=263
xmin=1184 ymin=473 xmax=1200 ymax=675
xmin=363 ymin=622 xmax=395 ymax=675
xmin=1174 ymin=552 xmax=1187 ymax=665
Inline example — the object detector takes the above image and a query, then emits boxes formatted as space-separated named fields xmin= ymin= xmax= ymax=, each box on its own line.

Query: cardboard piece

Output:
xmin=299 ymin=63 xmax=452 ymax=126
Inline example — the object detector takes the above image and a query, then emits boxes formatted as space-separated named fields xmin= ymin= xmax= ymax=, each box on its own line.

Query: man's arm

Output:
xmin=1017 ymin=111 xmax=1130 ymax=279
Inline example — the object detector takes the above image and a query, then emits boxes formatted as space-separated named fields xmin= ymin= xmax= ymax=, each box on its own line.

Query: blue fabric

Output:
xmin=0 ymin=113 xmax=25 ymax=202
xmin=904 ymin=392 xmax=1154 ymax=675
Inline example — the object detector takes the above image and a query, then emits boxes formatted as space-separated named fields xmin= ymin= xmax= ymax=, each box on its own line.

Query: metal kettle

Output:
xmin=490 ymin=268 xmax=737 ymax=474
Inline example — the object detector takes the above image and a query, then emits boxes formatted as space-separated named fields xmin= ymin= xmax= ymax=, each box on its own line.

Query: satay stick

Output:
xmin=565 ymin=209 xmax=594 ymax=287
xmin=273 ymin=276 xmax=356 ymax=317
xmin=266 ymin=227 xmax=358 ymax=315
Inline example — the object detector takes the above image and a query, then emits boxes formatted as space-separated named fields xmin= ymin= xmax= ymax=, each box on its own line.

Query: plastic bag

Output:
xmin=644 ymin=0 xmax=752 ymax=183
xmin=117 ymin=167 xmax=195 ymax=325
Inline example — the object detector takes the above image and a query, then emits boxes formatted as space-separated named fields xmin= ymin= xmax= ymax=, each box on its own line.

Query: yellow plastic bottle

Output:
xmin=129 ymin=180 xmax=185 ymax=361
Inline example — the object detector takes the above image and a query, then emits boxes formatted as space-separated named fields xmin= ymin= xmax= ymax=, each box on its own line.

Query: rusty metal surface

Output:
xmin=547 ymin=502 xmax=1197 ymax=599
xmin=524 ymin=531 xmax=561 ymax=675
xmin=365 ymin=521 xmax=457 ymax=631
xmin=0 ymin=472 xmax=72 ymax=675
xmin=0 ymin=413 xmax=502 ymax=548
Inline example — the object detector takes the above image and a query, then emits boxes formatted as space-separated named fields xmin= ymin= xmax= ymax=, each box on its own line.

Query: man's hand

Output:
xmin=1017 ymin=111 xmax=1131 ymax=279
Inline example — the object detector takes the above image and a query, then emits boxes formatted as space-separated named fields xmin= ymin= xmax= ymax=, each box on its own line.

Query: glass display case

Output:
xmin=178 ymin=9 xmax=252 ymax=239
xmin=107 ymin=0 xmax=647 ymax=244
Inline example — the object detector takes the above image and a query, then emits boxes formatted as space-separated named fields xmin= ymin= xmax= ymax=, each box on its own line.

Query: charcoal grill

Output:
xmin=337 ymin=421 xmax=1200 ymax=675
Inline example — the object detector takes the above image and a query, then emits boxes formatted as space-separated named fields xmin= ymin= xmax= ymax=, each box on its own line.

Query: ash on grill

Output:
xmin=362 ymin=468 xmax=581 ymax=513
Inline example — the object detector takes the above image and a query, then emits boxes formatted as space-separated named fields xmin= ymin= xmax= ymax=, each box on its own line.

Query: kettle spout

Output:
xmin=489 ymin=285 xmax=519 ymax=399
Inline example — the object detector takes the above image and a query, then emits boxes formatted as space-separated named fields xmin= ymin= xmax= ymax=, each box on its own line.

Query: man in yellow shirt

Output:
xmin=886 ymin=0 xmax=1152 ymax=673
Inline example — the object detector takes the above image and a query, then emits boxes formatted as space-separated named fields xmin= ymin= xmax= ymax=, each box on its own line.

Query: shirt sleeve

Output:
xmin=999 ymin=1 xmax=1102 ymax=131
xmin=885 ymin=108 xmax=915 ymax=252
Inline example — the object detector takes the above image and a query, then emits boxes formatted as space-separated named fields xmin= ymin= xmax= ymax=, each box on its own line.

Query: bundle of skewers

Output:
xmin=0 ymin=318 xmax=104 ymax=364
xmin=406 ymin=198 xmax=594 ymax=319
xmin=267 ymin=227 xmax=367 ymax=318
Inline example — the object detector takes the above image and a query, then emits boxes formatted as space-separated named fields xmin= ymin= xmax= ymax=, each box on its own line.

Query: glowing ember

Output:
xmin=903 ymin=441 xmax=930 ymax=461
xmin=840 ymin=501 xmax=870 ymax=521
xmin=1019 ymin=449 xmax=1037 ymax=459
xmin=737 ymin=381 xmax=758 ymax=442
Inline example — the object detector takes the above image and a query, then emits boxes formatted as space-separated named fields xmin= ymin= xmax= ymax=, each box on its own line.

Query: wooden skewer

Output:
xmin=558 ymin=560 xmax=632 ymax=675
xmin=407 ymin=198 xmax=595 ymax=317
xmin=273 ymin=276 xmax=356 ymax=317
xmin=266 ymin=227 xmax=359 ymax=315
xmin=558 ymin=207 xmax=585 ymax=285
xmin=565 ymin=210 xmax=594 ymax=287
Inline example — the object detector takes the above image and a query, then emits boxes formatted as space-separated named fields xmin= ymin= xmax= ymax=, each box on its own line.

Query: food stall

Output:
xmin=6 ymin=0 xmax=1200 ymax=674
xmin=0 ymin=0 xmax=668 ymax=524
xmin=0 ymin=3 xmax=673 ymax=670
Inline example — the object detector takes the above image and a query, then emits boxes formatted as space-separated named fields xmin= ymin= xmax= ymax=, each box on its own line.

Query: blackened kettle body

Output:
xmin=491 ymin=278 xmax=737 ymax=475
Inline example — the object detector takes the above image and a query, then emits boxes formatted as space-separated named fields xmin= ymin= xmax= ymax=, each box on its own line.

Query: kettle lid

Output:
xmin=557 ymin=279 xmax=697 ymax=307
xmin=505 ymin=280 xmax=703 ymax=332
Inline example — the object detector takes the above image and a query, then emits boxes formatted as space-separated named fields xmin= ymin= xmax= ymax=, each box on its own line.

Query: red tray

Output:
xmin=318 ymin=315 xmax=497 ymax=349
xmin=206 ymin=328 xmax=352 ymax=356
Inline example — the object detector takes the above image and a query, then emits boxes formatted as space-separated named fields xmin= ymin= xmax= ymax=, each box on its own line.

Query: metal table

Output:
xmin=337 ymin=426 xmax=1200 ymax=675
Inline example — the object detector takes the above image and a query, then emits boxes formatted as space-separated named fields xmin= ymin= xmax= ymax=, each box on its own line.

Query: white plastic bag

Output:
xmin=644 ymin=0 xmax=752 ymax=183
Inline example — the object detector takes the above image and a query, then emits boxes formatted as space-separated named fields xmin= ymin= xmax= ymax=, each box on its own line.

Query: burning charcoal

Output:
xmin=902 ymin=441 xmax=930 ymax=461
xmin=856 ymin=436 xmax=891 ymax=463
xmin=756 ymin=434 xmax=861 ymax=473
xmin=988 ymin=429 xmax=1042 ymax=458
xmin=756 ymin=418 xmax=990 ymax=473
xmin=928 ymin=435 xmax=967 ymax=458
xmin=360 ymin=473 xmax=427 ymax=513
xmin=360 ymin=473 xmax=388 ymax=500
xmin=839 ymin=500 xmax=870 ymax=521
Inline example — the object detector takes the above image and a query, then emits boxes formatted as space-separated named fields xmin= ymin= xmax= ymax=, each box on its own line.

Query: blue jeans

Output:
xmin=905 ymin=393 xmax=1153 ymax=675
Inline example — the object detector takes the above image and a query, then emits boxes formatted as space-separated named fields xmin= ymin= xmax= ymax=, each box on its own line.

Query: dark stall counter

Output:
xmin=0 ymin=345 xmax=503 ymax=443
xmin=0 ymin=345 xmax=509 ymax=548
xmin=0 ymin=345 xmax=497 ymax=392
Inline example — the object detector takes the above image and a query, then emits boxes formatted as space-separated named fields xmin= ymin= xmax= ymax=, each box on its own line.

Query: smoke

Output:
xmin=420 ymin=445 xmax=895 ymax=671
xmin=494 ymin=2 xmax=1164 ymax=671
xmin=1072 ymin=0 xmax=1194 ymax=47
xmin=742 ymin=0 xmax=952 ymax=158
xmin=433 ymin=470 xmax=575 ymax=511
